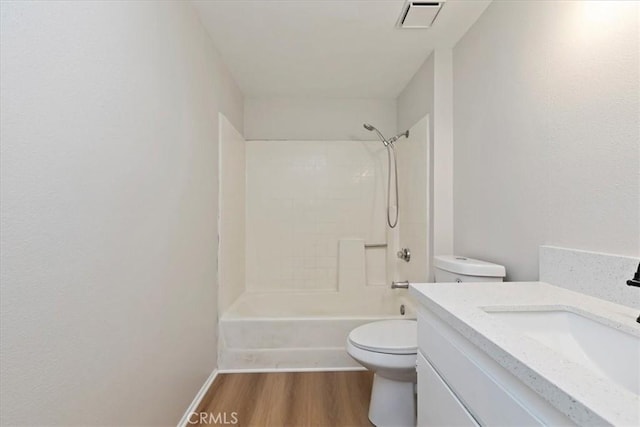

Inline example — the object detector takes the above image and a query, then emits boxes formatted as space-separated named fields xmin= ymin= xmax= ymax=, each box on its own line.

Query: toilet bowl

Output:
xmin=347 ymin=319 xmax=417 ymax=427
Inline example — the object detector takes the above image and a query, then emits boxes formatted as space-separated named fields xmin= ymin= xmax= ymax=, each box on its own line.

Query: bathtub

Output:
xmin=218 ymin=289 xmax=416 ymax=370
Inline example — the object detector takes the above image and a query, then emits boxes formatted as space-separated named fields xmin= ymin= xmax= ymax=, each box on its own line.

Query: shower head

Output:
xmin=363 ymin=123 xmax=409 ymax=146
xmin=363 ymin=123 xmax=389 ymax=146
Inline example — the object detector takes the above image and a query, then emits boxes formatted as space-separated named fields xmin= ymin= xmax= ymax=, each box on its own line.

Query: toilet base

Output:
xmin=368 ymin=373 xmax=416 ymax=427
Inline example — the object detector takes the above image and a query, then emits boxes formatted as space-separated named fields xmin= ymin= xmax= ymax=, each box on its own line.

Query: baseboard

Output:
xmin=218 ymin=366 xmax=366 ymax=374
xmin=177 ymin=369 xmax=219 ymax=427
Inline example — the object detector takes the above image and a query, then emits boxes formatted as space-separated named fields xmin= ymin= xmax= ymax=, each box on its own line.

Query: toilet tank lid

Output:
xmin=434 ymin=255 xmax=506 ymax=277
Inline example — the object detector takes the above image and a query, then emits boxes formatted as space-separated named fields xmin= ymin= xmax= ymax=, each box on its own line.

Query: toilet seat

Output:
xmin=348 ymin=319 xmax=417 ymax=355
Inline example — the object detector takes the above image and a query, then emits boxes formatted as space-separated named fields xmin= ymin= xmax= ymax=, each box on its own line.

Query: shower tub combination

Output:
xmin=217 ymin=117 xmax=428 ymax=371
xmin=219 ymin=290 xmax=415 ymax=370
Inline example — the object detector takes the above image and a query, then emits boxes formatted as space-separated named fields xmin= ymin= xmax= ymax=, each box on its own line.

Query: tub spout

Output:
xmin=391 ymin=280 xmax=410 ymax=289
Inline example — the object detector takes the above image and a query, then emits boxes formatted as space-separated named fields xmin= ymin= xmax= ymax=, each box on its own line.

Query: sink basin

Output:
xmin=484 ymin=309 xmax=640 ymax=395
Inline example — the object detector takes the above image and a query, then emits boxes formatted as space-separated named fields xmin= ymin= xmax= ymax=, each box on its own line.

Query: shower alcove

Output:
xmin=217 ymin=113 xmax=430 ymax=370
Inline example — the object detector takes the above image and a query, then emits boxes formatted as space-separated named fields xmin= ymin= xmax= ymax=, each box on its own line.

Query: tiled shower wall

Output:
xmin=246 ymin=140 xmax=388 ymax=291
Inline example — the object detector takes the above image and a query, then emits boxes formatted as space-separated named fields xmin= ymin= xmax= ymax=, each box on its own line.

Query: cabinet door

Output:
xmin=417 ymin=352 xmax=478 ymax=427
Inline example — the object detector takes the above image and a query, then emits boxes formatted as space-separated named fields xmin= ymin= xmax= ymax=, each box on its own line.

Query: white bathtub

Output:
xmin=219 ymin=289 xmax=416 ymax=370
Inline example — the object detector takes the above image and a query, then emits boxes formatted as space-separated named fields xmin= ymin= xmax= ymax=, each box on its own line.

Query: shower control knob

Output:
xmin=397 ymin=248 xmax=411 ymax=262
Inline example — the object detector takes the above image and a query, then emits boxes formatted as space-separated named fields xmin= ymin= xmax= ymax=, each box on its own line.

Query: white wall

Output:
xmin=432 ymin=50 xmax=454 ymax=259
xmin=245 ymin=97 xmax=397 ymax=141
xmin=218 ymin=114 xmax=246 ymax=313
xmin=396 ymin=116 xmax=430 ymax=282
xmin=397 ymin=54 xmax=434 ymax=134
xmin=0 ymin=1 xmax=243 ymax=425
xmin=396 ymin=50 xmax=454 ymax=274
xmin=453 ymin=0 xmax=640 ymax=281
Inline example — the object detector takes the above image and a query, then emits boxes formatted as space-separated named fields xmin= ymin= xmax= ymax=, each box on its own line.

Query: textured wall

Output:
xmin=396 ymin=50 xmax=454 ymax=269
xmin=0 ymin=1 xmax=243 ymax=425
xmin=397 ymin=54 xmax=435 ymax=135
xmin=245 ymin=97 xmax=397 ymax=141
xmin=396 ymin=116 xmax=430 ymax=282
xmin=453 ymin=0 xmax=640 ymax=280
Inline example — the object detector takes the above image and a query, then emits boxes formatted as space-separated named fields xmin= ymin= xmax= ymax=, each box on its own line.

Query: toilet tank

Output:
xmin=434 ymin=255 xmax=506 ymax=283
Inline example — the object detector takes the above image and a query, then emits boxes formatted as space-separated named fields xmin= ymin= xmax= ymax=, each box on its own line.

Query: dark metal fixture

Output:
xmin=626 ymin=262 xmax=640 ymax=323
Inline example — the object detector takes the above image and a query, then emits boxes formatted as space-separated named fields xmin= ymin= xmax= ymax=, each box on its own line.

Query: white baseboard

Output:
xmin=218 ymin=366 xmax=366 ymax=374
xmin=177 ymin=369 xmax=219 ymax=427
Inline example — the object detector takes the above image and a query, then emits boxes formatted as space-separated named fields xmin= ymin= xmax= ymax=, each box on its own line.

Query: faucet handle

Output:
xmin=397 ymin=248 xmax=411 ymax=262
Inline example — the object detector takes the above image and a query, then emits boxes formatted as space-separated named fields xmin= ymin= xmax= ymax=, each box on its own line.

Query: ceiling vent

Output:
xmin=397 ymin=1 xmax=445 ymax=29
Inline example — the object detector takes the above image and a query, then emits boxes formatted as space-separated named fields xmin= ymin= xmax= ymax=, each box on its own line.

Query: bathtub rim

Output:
xmin=222 ymin=289 xmax=416 ymax=319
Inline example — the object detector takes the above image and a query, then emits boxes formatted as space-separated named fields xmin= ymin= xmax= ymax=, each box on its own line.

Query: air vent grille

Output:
xmin=398 ymin=1 xmax=445 ymax=29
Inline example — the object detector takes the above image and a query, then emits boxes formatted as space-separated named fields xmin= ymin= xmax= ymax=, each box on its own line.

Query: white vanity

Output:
xmin=410 ymin=282 xmax=640 ymax=426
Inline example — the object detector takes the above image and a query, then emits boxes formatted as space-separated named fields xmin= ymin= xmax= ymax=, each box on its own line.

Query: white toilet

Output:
xmin=347 ymin=255 xmax=506 ymax=427
xmin=433 ymin=255 xmax=506 ymax=282
xmin=347 ymin=319 xmax=417 ymax=427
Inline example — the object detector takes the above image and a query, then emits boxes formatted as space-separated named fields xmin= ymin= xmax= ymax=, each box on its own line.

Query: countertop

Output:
xmin=409 ymin=281 xmax=640 ymax=426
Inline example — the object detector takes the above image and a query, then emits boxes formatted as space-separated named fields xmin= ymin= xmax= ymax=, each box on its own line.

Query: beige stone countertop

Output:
xmin=409 ymin=281 xmax=640 ymax=426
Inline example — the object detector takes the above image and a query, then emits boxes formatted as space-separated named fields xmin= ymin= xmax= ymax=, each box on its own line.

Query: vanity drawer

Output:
xmin=417 ymin=352 xmax=479 ymax=427
xmin=417 ymin=308 xmax=568 ymax=426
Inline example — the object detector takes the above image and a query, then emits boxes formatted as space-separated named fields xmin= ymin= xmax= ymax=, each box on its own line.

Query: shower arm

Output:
xmin=387 ymin=130 xmax=410 ymax=145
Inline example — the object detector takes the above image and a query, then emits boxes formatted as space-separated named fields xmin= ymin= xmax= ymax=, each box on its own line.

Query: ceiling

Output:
xmin=192 ymin=0 xmax=491 ymax=98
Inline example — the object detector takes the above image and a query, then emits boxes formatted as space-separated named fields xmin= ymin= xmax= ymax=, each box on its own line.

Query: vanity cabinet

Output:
xmin=416 ymin=352 xmax=477 ymax=426
xmin=416 ymin=306 xmax=574 ymax=426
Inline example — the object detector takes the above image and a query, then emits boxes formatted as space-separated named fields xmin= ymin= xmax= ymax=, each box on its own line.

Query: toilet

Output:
xmin=433 ymin=255 xmax=506 ymax=282
xmin=347 ymin=319 xmax=417 ymax=427
xmin=347 ymin=255 xmax=506 ymax=427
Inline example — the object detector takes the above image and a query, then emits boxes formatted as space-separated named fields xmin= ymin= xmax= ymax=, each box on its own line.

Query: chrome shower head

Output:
xmin=363 ymin=123 xmax=389 ymax=146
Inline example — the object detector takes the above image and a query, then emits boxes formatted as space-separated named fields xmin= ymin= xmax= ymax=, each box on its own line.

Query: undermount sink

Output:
xmin=484 ymin=308 xmax=640 ymax=395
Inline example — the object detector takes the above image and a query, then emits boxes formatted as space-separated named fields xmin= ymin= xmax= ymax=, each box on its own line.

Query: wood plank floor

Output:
xmin=192 ymin=371 xmax=374 ymax=427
